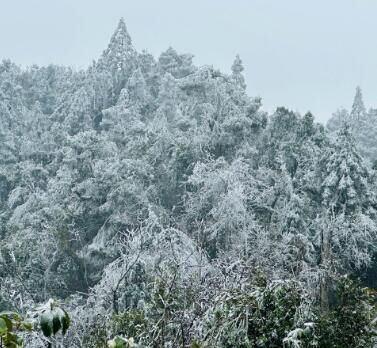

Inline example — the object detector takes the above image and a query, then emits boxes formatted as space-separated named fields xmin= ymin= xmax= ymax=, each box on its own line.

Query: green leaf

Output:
xmin=15 ymin=335 xmax=23 ymax=346
xmin=191 ymin=341 xmax=203 ymax=348
xmin=40 ymin=311 xmax=53 ymax=337
xmin=52 ymin=311 xmax=62 ymax=335
xmin=108 ymin=336 xmax=127 ymax=348
xmin=0 ymin=312 xmax=21 ymax=324
xmin=61 ymin=309 xmax=70 ymax=335
xmin=0 ymin=317 xmax=8 ymax=335
xmin=22 ymin=321 xmax=33 ymax=331
xmin=0 ymin=315 xmax=13 ymax=332
xmin=5 ymin=332 xmax=19 ymax=347
xmin=39 ymin=302 xmax=70 ymax=337
xmin=114 ymin=336 xmax=127 ymax=348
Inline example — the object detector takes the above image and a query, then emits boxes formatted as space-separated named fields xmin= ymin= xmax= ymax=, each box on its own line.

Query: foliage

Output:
xmin=317 ymin=276 xmax=377 ymax=348
xmin=107 ymin=336 xmax=143 ymax=348
xmin=111 ymin=310 xmax=147 ymax=343
xmin=1 ymin=17 xmax=377 ymax=348
xmin=0 ymin=299 xmax=70 ymax=347
xmin=38 ymin=299 xmax=70 ymax=338
xmin=0 ymin=312 xmax=32 ymax=348
xmin=202 ymin=280 xmax=313 ymax=348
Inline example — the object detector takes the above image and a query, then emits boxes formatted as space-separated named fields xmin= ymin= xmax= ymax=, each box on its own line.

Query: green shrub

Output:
xmin=317 ymin=276 xmax=376 ymax=348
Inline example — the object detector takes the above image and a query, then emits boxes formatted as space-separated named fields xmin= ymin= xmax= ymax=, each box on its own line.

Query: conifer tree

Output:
xmin=317 ymin=124 xmax=377 ymax=309
xmin=350 ymin=86 xmax=366 ymax=127
xmin=231 ymin=54 xmax=246 ymax=90
xmin=97 ymin=18 xmax=136 ymax=73
xmin=97 ymin=18 xmax=137 ymax=103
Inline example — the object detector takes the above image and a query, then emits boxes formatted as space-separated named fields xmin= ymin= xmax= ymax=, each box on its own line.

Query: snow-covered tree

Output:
xmin=316 ymin=124 xmax=377 ymax=309
xmin=97 ymin=18 xmax=136 ymax=74
xmin=231 ymin=54 xmax=246 ymax=90
xmin=2 ymin=17 xmax=377 ymax=348
xmin=350 ymin=86 xmax=366 ymax=127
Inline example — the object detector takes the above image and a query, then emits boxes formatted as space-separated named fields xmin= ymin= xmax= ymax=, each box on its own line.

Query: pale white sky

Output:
xmin=1 ymin=0 xmax=377 ymax=123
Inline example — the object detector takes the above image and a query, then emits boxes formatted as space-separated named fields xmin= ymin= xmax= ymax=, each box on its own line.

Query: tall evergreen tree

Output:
xmin=97 ymin=17 xmax=136 ymax=73
xmin=97 ymin=18 xmax=137 ymax=103
xmin=350 ymin=86 xmax=366 ymax=127
xmin=317 ymin=124 xmax=377 ymax=309
xmin=231 ymin=54 xmax=246 ymax=90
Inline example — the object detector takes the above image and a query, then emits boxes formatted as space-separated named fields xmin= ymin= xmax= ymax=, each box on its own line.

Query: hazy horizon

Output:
xmin=1 ymin=0 xmax=377 ymax=123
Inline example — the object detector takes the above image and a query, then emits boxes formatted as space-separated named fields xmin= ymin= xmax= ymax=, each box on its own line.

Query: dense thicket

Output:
xmin=1 ymin=19 xmax=377 ymax=347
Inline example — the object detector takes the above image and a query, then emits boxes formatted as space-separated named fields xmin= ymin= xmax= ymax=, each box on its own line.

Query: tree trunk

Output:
xmin=112 ymin=291 xmax=119 ymax=315
xmin=320 ymin=273 xmax=329 ymax=312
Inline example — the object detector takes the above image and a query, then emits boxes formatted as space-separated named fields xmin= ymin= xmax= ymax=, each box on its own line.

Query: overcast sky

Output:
xmin=1 ymin=0 xmax=376 ymax=123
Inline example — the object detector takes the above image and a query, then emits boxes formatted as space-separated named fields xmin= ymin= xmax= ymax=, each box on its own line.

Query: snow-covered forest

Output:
xmin=1 ymin=18 xmax=377 ymax=347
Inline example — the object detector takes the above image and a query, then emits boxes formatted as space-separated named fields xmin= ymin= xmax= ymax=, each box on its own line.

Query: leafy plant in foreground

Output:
xmin=0 ymin=312 xmax=32 ymax=348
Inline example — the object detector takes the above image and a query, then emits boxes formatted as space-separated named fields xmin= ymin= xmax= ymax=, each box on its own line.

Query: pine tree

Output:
xmin=350 ymin=86 xmax=366 ymax=127
xmin=321 ymin=125 xmax=370 ymax=216
xmin=326 ymin=87 xmax=377 ymax=162
xmin=97 ymin=18 xmax=137 ymax=103
xmin=231 ymin=54 xmax=246 ymax=90
xmin=97 ymin=18 xmax=136 ymax=73
xmin=317 ymin=124 xmax=377 ymax=309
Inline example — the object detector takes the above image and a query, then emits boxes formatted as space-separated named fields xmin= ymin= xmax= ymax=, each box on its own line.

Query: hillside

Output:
xmin=1 ymin=19 xmax=377 ymax=347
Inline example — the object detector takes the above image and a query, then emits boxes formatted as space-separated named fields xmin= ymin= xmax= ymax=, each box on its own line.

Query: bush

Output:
xmin=317 ymin=276 xmax=376 ymax=348
xmin=202 ymin=280 xmax=312 ymax=348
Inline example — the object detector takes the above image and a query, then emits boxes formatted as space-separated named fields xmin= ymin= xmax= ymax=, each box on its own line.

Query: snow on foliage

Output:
xmin=1 ymin=18 xmax=377 ymax=348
